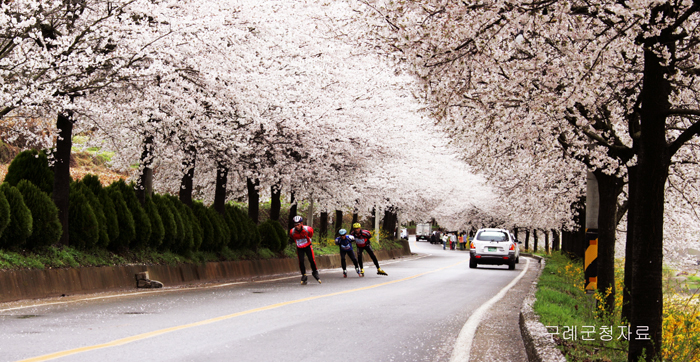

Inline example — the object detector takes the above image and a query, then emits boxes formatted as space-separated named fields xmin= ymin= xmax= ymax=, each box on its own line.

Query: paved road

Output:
xmin=0 ymin=241 xmax=534 ymax=362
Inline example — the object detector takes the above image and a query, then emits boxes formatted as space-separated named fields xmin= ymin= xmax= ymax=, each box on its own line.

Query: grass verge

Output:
xmin=534 ymin=252 xmax=627 ymax=361
xmin=535 ymin=252 xmax=700 ymax=361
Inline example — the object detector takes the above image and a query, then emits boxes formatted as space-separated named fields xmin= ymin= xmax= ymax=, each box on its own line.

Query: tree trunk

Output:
xmin=561 ymin=230 xmax=570 ymax=254
xmin=382 ymin=206 xmax=397 ymax=239
xmin=213 ymin=162 xmax=228 ymax=215
xmin=287 ymin=191 xmax=297 ymax=231
xmin=524 ymin=229 xmax=530 ymax=251
xmin=335 ymin=210 xmax=343 ymax=231
xmin=532 ymin=230 xmax=538 ymax=253
xmin=179 ymin=145 xmax=196 ymax=207
xmin=595 ymin=170 xmax=624 ymax=314
xmin=136 ymin=135 xmax=154 ymax=205
xmin=319 ymin=211 xmax=328 ymax=237
xmin=369 ymin=207 xmax=376 ymax=227
xmin=513 ymin=227 xmax=519 ymax=243
xmin=53 ymin=112 xmax=73 ymax=246
xmin=270 ymin=184 xmax=281 ymax=221
xmin=352 ymin=212 xmax=358 ymax=225
xmin=552 ymin=229 xmax=560 ymax=252
xmin=622 ymin=165 xmax=637 ymax=323
xmin=247 ymin=177 xmax=260 ymax=224
xmin=628 ymin=48 xmax=671 ymax=362
xmin=544 ymin=229 xmax=550 ymax=254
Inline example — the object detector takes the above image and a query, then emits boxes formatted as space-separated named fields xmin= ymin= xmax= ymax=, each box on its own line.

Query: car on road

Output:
xmin=469 ymin=228 xmax=520 ymax=270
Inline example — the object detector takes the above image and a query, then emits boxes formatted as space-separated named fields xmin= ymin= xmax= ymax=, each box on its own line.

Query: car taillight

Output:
xmin=470 ymin=242 xmax=475 ymax=249
xmin=509 ymin=243 xmax=515 ymax=251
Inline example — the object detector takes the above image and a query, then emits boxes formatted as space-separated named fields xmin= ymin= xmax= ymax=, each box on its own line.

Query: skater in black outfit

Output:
xmin=335 ymin=229 xmax=361 ymax=277
xmin=349 ymin=223 xmax=387 ymax=276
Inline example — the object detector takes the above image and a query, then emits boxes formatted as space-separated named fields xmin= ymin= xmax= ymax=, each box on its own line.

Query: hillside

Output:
xmin=0 ymin=142 xmax=127 ymax=186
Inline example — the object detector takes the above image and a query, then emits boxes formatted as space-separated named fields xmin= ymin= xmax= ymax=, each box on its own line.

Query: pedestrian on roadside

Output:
xmin=289 ymin=216 xmax=321 ymax=285
xmin=350 ymin=223 xmax=388 ymax=276
xmin=335 ymin=229 xmax=361 ymax=278
xmin=441 ymin=233 xmax=447 ymax=250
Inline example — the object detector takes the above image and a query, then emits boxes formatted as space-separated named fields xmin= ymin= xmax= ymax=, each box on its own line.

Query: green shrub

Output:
xmin=82 ymin=175 xmax=119 ymax=243
xmin=0 ymin=183 xmax=33 ymax=249
xmin=186 ymin=206 xmax=203 ymax=252
xmin=106 ymin=187 xmax=135 ymax=250
xmin=244 ymin=214 xmax=261 ymax=250
xmin=223 ymin=204 xmax=240 ymax=249
xmin=230 ymin=206 xmax=258 ymax=250
xmin=16 ymin=180 xmax=61 ymax=249
xmin=164 ymin=196 xmax=185 ymax=249
xmin=208 ymin=206 xmax=230 ymax=251
xmin=270 ymin=219 xmax=287 ymax=253
xmin=258 ymin=220 xmax=281 ymax=253
xmin=145 ymin=196 xmax=164 ymax=249
xmin=109 ymin=180 xmax=151 ymax=249
xmin=68 ymin=183 xmax=98 ymax=250
xmin=3 ymin=149 xmax=53 ymax=194
xmin=193 ymin=202 xmax=215 ymax=251
xmin=228 ymin=206 xmax=248 ymax=249
xmin=0 ymin=187 xmax=10 ymax=239
xmin=153 ymin=194 xmax=176 ymax=250
xmin=166 ymin=195 xmax=196 ymax=252
xmin=74 ymin=181 xmax=109 ymax=248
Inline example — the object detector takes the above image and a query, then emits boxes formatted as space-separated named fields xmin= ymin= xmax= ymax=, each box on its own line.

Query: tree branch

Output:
xmin=668 ymin=110 xmax=700 ymax=156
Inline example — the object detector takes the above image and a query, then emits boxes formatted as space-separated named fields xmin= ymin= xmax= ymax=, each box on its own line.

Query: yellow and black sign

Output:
xmin=584 ymin=228 xmax=598 ymax=291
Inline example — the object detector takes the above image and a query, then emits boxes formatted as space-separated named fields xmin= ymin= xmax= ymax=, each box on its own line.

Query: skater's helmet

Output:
xmin=293 ymin=215 xmax=303 ymax=224
xmin=352 ymin=223 xmax=361 ymax=229
xmin=338 ymin=229 xmax=347 ymax=236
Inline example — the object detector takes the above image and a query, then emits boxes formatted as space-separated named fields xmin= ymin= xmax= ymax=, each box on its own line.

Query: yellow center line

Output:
xmin=18 ymin=257 xmax=469 ymax=362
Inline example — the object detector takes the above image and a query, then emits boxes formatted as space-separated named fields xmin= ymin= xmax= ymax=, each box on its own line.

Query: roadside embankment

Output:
xmin=0 ymin=241 xmax=411 ymax=303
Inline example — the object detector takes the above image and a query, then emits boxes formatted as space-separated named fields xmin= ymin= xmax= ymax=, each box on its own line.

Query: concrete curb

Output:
xmin=0 ymin=241 xmax=411 ymax=303
xmin=519 ymin=254 xmax=566 ymax=362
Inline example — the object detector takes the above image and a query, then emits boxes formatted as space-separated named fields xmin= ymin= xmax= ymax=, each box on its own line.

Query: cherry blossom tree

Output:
xmin=354 ymin=1 xmax=700 ymax=360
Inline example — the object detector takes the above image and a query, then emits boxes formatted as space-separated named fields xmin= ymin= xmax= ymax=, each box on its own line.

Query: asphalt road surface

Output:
xmin=1 ymin=241 xmax=532 ymax=362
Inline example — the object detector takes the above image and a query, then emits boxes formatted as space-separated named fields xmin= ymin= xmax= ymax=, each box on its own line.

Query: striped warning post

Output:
xmin=584 ymin=228 xmax=598 ymax=291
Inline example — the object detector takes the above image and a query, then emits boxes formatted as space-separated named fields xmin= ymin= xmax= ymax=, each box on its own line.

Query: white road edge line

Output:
xmin=449 ymin=257 xmax=531 ymax=362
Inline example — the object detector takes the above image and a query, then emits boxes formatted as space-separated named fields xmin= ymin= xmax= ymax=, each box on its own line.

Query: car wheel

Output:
xmin=469 ymin=259 xmax=477 ymax=269
xmin=508 ymin=260 xmax=516 ymax=270
xmin=515 ymin=255 xmax=520 ymax=264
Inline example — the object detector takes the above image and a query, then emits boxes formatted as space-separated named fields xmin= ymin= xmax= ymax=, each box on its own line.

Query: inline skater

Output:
xmin=289 ymin=216 xmax=320 ymax=284
xmin=335 ymin=229 xmax=361 ymax=278
xmin=349 ymin=223 xmax=388 ymax=276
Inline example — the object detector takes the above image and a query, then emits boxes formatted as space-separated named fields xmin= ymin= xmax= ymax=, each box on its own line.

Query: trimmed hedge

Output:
xmin=106 ymin=187 xmax=135 ymax=250
xmin=0 ymin=183 xmax=32 ymax=249
xmin=166 ymin=195 xmax=198 ymax=253
xmin=223 ymin=204 xmax=240 ymax=249
xmin=3 ymin=149 xmax=53 ymax=194
xmin=17 ymin=180 xmax=61 ymax=249
xmin=270 ymin=219 xmax=288 ymax=253
xmin=0 ymin=186 xmax=10 ymax=239
xmin=82 ymin=175 xmax=121 ymax=245
xmin=193 ymin=202 xmax=215 ymax=251
xmin=258 ymin=219 xmax=281 ymax=252
xmin=153 ymin=194 xmax=177 ymax=251
xmin=109 ymin=180 xmax=151 ymax=249
xmin=68 ymin=182 xmax=99 ymax=250
xmin=145 ymin=197 xmax=164 ymax=249
xmin=75 ymin=181 xmax=110 ymax=249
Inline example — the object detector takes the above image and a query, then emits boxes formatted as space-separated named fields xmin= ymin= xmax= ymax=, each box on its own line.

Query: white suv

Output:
xmin=469 ymin=228 xmax=520 ymax=270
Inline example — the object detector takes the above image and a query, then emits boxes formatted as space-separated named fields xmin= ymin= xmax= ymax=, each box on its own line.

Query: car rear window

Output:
xmin=475 ymin=231 xmax=509 ymax=241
